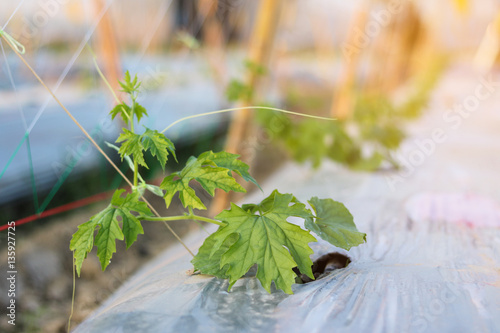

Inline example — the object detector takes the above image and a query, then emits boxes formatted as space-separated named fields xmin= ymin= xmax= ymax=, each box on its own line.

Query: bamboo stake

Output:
xmin=380 ymin=2 xmax=421 ymax=93
xmin=93 ymin=0 xmax=122 ymax=97
xmin=198 ymin=0 xmax=223 ymax=48
xmin=228 ymin=0 xmax=283 ymax=154
xmin=363 ymin=1 xmax=422 ymax=96
xmin=198 ymin=0 xmax=227 ymax=89
xmin=210 ymin=0 xmax=283 ymax=215
xmin=309 ymin=9 xmax=334 ymax=60
xmin=330 ymin=3 xmax=370 ymax=120
xmin=473 ymin=11 xmax=500 ymax=73
xmin=363 ymin=0 xmax=400 ymax=95
xmin=407 ymin=15 xmax=437 ymax=84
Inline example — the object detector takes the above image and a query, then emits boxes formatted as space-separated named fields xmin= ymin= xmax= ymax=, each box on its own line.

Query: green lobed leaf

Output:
xmin=196 ymin=190 xmax=317 ymax=294
xmin=191 ymin=233 xmax=238 ymax=279
xmin=160 ymin=151 xmax=247 ymax=211
xmin=119 ymin=70 xmax=141 ymax=94
xmin=111 ymin=75 xmax=147 ymax=124
xmin=141 ymin=128 xmax=176 ymax=169
xmin=70 ymin=189 xmax=152 ymax=275
xmin=119 ymin=191 xmax=153 ymax=249
xmin=114 ymin=127 xmax=176 ymax=171
xmin=306 ymin=197 xmax=366 ymax=250
xmin=105 ymin=142 xmax=139 ymax=179
xmin=116 ymin=129 xmax=148 ymax=168
xmin=160 ymin=174 xmax=180 ymax=208
xmin=241 ymin=190 xmax=300 ymax=214
xmin=120 ymin=190 xmax=152 ymax=215
xmin=133 ymin=103 xmax=148 ymax=123
xmin=94 ymin=208 xmax=125 ymax=271
xmin=70 ymin=219 xmax=99 ymax=277
xmin=161 ymin=174 xmax=206 ymax=210
xmin=109 ymin=103 xmax=132 ymax=125
xmin=195 ymin=167 xmax=246 ymax=196
xmin=198 ymin=151 xmax=260 ymax=190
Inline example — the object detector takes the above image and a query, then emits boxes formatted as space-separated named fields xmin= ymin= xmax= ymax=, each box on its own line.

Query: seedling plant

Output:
xmin=70 ymin=72 xmax=366 ymax=295
xmin=227 ymin=59 xmax=446 ymax=171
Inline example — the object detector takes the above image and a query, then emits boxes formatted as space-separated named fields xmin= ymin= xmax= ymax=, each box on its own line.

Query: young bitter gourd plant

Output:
xmin=70 ymin=72 xmax=366 ymax=294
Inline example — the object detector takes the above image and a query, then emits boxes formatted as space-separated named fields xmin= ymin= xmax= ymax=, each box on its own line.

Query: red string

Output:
xmin=0 ymin=191 xmax=112 ymax=232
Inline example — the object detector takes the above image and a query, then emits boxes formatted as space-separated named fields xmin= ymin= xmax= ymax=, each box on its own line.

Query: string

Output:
xmin=0 ymin=0 xmax=116 ymax=184
xmin=1 ymin=33 xmax=194 ymax=256
xmin=0 ymin=40 xmax=39 ymax=212
xmin=27 ymin=1 xmax=113 ymax=134
xmin=0 ymin=132 xmax=28 ymax=180
xmin=136 ymin=0 xmax=174 ymax=63
xmin=0 ymin=2 xmax=194 ymax=257
xmin=1 ymin=0 xmax=27 ymax=31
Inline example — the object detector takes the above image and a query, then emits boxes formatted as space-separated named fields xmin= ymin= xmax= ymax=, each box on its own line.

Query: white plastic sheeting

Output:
xmin=74 ymin=66 xmax=500 ymax=332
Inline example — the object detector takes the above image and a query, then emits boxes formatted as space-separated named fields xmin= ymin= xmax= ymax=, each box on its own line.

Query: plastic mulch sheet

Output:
xmin=74 ymin=68 xmax=500 ymax=332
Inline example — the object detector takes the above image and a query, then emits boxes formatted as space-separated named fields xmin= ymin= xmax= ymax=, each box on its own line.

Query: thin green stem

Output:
xmin=129 ymin=96 xmax=139 ymax=187
xmin=89 ymin=47 xmax=132 ymax=125
xmin=139 ymin=214 xmax=226 ymax=226
xmin=67 ymin=254 xmax=76 ymax=333
xmin=89 ymin=49 xmax=121 ymax=104
xmin=94 ymin=58 xmax=142 ymax=190
xmin=188 ymin=207 xmax=211 ymax=234
xmin=130 ymin=98 xmax=136 ymax=132
xmin=133 ymin=161 xmax=138 ymax=188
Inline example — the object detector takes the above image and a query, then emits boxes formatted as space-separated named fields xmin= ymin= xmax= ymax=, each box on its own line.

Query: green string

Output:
xmin=37 ymin=126 xmax=104 ymax=213
xmin=38 ymin=155 xmax=78 ymax=213
xmin=0 ymin=126 xmax=39 ymax=214
xmin=0 ymin=28 xmax=26 ymax=54
xmin=0 ymin=131 xmax=28 ymax=180
xmin=26 ymin=136 xmax=40 ymax=213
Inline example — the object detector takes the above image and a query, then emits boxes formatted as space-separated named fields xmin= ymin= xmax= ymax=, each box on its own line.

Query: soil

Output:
xmin=293 ymin=252 xmax=351 ymax=284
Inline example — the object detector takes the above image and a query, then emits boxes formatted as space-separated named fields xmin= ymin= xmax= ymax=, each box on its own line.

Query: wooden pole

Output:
xmin=226 ymin=0 xmax=283 ymax=155
xmin=198 ymin=0 xmax=227 ymax=89
xmin=380 ymin=2 xmax=421 ymax=93
xmin=210 ymin=0 xmax=283 ymax=215
xmin=93 ymin=0 xmax=122 ymax=98
xmin=198 ymin=0 xmax=223 ymax=48
xmin=473 ymin=11 xmax=500 ymax=73
xmin=362 ymin=1 xmax=422 ymax=96
xmin=330 ymin=4 xmax=370 ymax=120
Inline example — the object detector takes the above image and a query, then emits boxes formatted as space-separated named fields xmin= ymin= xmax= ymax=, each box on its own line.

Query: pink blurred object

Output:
xmin=405 ymin=192 xmax=500 ymax=228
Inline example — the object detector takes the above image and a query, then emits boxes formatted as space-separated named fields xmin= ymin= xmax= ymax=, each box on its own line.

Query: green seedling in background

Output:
xmin=228 ymin=57 xmax=446 ymax=170
xmin=70 ymin=72 xmax=366 ymax=294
